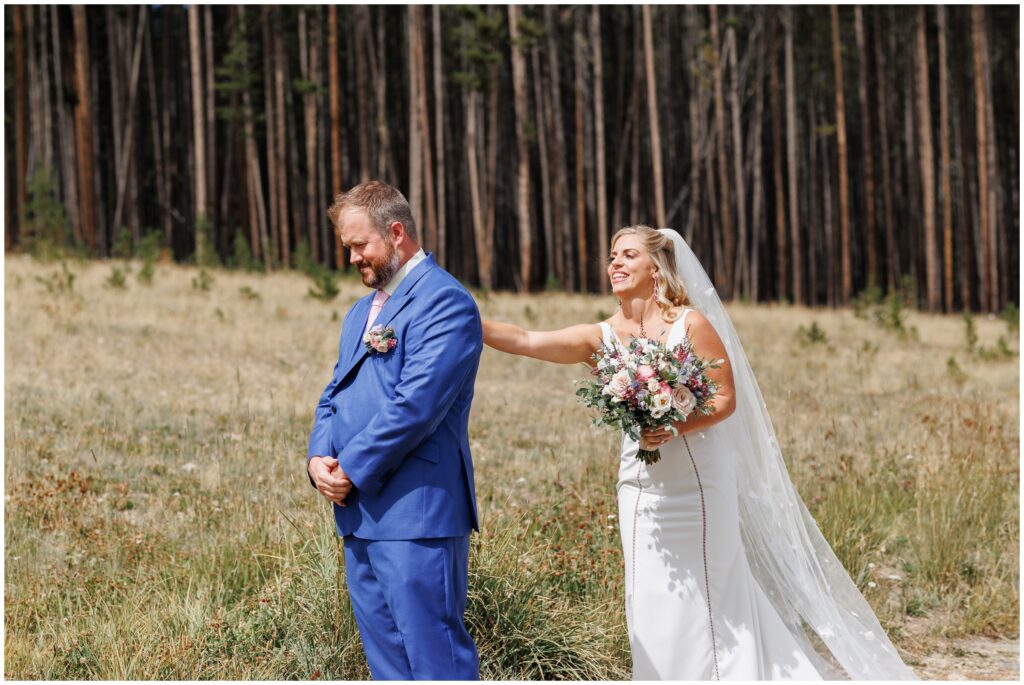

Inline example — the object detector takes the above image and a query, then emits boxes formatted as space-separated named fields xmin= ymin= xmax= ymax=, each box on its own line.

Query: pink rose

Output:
xmin=671 ymin=386 xmax=697 ymax=417
xmin=636 ymin=365 xmax=655 ymax=381
xmin=603 ymin=369 xmax=631 ymax=402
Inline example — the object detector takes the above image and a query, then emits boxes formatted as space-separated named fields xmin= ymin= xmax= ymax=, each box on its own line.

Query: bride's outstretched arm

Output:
xmin=640 ymin=310 xmax=737 ymax=448
xmin=482 ymin=320 xmax=603 ymax=365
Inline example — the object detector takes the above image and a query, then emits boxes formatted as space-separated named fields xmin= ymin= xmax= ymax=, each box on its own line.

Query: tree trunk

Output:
xmin=855 ymin=6 xmax=877 ymax=290
xmin=407 ymin=7 xmax=423 ymax=231
xmin=39 ymin=7 xmax=54 ymax=175
xmin=274 ymin=21 xmax=290 ymax=266
xmin=710 ymin=6 xmax=732 ymax=296
xmin=466 ymin=89 xmax=491 ymax=289
xmin=685 ymin=5 xmax=702 ymax=245
xmin=574 ymin=9 xmax=588 ymax=291
xmin=830 ymin=5 xmax=851 ymax=303
xmin=262 ymin=8 xmax=279 ymax=267
xmin=750 ymin=14 xmax=766 ymax=303
xmin=355 ymin=8 xmax=371 ymax=182
xmin=971 ymin=6 xmax=992 ymax=311
xmin=413 ymin=7 xmax=437 ymax=256
xmin=641 ymin=5 xmax=666 ymax=228
xmin=726 ymin=16 xmax=747 ymax=298
xmin=188 ymin=5 xmax=208 ymax=259
xmin=769 ymin=9 xmax=786 ymax=301
xmin=52 ymin=5 xmax=81 ymax=245
xmin=532 ymin=45 xmax=554 ymax=284
xmin=300 ymin=8 xmax=320 ymax=263
xmin=72 ymin=5 xmax=97 ymax=252
xmin=328 ymin=6 xmax=344 ymax=265
xmin=874 ymin=7 xmax=897 ymax=290
xmin=112 ymin=6 xmax=146 ymax=236
xmin=433 ymin=6 xmax=447 ymax=267
xmin=936 ymin=7 xmax=953 ymax=311
xmin=980 ymin=9 xmax=1000 ymax=311
xmin=916 ymin=7 xmax=940 ymax=311
xmin=508 ymin=5 xmax=532 ymax=290
xmin=13 ymin=5 xmax=27 ymax=243
xmin=592 ymin=6 xmax=609 ymax=293
xmin=545 ymin=6 xmax=572 ymax=290
xmin=204 ymin=5 xmax=216 ymax=239
xmin=784 ymin=7 xmax=802 ymax=305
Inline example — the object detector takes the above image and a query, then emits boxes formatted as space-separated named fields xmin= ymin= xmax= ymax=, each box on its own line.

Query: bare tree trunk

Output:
xmin=980 ymin=10 xmax=1000 ymax=311
xmin=807 ymin=100 xmax=819 ymax=304
xmin=13 ymin=5 xmax=28 ymax=243
xmin=641 ymin=5 xmax=666 ymax=228
xmin=274 ymin=22 xmax=290 ymax=266
xmin=328 ymin=6 xmax=344 ymax=266
xmin=532 ymin=45 xmax=554 ymax=284
xmin=592 ymin=6 xmax=609 ymax=293
xmin=413 ymin=7 xmax=437 ymax=256
xmin=371 ymin=12 xmax=396 ymax=183
xmin=39 ymin=7 xmax=53 ymax=174
xmin=204 ymin=5 xmax=216 ymax=238
xmin=855 ymin=6 xmax=877 ymax=290
xmin=937 ymin=7 xmax=953 ymax=311
xmin=545 ymin=6 xmax=572 ymax=289
xmin=830 ymin=5 xmax=851 ymax=303
xmin=433 ymin=6 xmax=447 ymax=267
xmin=768 ymin=9 xmax=786 ymax=301
xmin=710 ymin=6 xmax=732 ymax=297
xmin=72 ymin=5 xmax=97 ymax=252
xmin=52 ymin=5 xmax=81 ymax=244
xmin=355 ymin=8 xmax=371 ymax=182
xmin=820 ymin=99 xmax=836 ymax=307
xmin=874 ymin=7 xmax=897 ymax=290
xmin=916 ymin=7 xmax=940 ymax=311
xmin=189 ymin=4 xmax=208 ymax=260
xmin=784 ymin=7 xmax=802 ymax=305
xmin=971 ymin=6 xmax=992 ymax=311
xmin=466 ymin=89 xmax=491 ymax=289
xmin=407 ymin=7 xmax=423 ymax=231
xmin=685 ymin=6 xmax=702 ymax=245
xmin=750 ymin=15 xmax=766 ymax=302
xmin=509 ymin=5 xmax=532 ymax=290
xmin=726 ymin=15 xmax=747 ymax=298
xmin=573 ymin=10 xmax=587 ymax=290
xmin=112 ymin=7 xmax=146 ymax=236
xmin=299 ymin=9 xmax=320 ymax=263
xmin=262 ymin=8 xmax=279 ymax=267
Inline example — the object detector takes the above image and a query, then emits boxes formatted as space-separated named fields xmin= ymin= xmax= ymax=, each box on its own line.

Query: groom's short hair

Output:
xmin=327 ymin=181 xmax=419 ymax=243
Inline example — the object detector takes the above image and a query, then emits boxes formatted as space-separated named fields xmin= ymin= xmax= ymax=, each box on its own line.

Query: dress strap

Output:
xmin=597 ymin=321 xmax=615 ymax=348
xmin=668 ymin=307 xmax=694 ymax=347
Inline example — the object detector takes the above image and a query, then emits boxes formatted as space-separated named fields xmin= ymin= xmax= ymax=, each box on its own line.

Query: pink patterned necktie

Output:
xmin=365 ymin=289 xmax=390 ymax=333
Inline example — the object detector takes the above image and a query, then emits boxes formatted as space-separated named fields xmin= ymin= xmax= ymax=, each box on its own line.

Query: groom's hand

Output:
xmin=309 ymin=456 xmax=353 ymax=506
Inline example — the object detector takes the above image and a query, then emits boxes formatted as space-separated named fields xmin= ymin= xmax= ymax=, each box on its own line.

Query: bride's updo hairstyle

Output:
xmin=611 ymin=225 xmax=692 ymax=322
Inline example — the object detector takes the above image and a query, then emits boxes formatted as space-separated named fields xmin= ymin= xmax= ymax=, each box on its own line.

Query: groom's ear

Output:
xmin=389 ymin=221 xmax=406 ymax=245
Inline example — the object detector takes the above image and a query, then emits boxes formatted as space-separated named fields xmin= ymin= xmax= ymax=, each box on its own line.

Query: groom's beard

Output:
xmin=360 ymin=239 xmax=401 ymax=289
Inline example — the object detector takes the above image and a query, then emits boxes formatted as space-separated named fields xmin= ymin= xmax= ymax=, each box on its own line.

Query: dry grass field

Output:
xmin=4 ymin=255 xmax=1019 ymax=679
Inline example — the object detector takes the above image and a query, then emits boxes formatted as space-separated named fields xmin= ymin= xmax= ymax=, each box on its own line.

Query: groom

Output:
xmin=306 ymin=181 xmax=482 ymax=679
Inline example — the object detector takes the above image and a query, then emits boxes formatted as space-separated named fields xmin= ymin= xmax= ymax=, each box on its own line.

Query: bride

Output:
xmin=482 ymin=226 xmax=916 ymax=680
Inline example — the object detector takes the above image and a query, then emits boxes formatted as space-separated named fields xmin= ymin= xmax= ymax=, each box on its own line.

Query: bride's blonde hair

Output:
xmin=611 ymin=225 xmax=691 ymax=322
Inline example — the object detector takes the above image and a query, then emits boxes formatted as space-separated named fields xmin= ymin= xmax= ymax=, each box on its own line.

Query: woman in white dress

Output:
xmin=482 ymin=226 xmax=916 ymax=680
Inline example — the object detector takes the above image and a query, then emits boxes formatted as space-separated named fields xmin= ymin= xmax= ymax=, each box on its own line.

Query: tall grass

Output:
xmin=4 ymin=256 xmax=1018 ymax=678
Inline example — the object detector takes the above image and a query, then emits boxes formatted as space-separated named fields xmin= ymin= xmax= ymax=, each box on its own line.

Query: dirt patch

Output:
xmin=912 ymin=637 xmax=1018 ymax=680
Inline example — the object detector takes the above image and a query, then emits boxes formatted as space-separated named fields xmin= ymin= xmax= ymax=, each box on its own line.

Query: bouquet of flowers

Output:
xmin=576 ymin=329 xmax=721 ymax=464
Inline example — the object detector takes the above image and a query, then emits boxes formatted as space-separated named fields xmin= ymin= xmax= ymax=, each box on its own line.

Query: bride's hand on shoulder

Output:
xmin=481 ymin=319 xmax=603 ymax=365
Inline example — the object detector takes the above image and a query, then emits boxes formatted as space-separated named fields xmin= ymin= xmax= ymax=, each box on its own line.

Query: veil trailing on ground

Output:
xmin=658 ymin=228 xmax=917 ymax=680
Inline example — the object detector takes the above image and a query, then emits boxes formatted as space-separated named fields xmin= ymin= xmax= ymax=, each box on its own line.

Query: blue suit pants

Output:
xmin=343 ymin=535 xmax=478 ymax=680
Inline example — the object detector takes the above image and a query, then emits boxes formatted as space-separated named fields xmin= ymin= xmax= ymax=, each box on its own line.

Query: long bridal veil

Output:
xmin=658 ymin=228 xmax=916 ymax=680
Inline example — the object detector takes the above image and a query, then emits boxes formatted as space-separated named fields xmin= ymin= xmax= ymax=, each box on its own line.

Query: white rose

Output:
xmin=646 ymin=378 xmax=661 ymax=393
xmin=650 ymin=391 xmax=672 ymax=418
xmin=603 ymin=369 xmax=631 ymax=402
xmin=671 ymin=386 xmax=697 ymax=417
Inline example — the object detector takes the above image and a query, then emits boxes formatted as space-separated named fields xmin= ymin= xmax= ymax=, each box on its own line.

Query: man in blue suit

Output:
xmin=306 ymin=181 xmax=482 ymax=680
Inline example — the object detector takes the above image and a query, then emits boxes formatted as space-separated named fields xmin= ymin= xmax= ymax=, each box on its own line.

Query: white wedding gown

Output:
xmin=600 ymin=312 xmax=824 ymax=680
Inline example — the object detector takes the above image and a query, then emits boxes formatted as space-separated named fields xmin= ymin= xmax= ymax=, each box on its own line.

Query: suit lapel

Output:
xmin=334 ymin=255 xmax=437 ymax=386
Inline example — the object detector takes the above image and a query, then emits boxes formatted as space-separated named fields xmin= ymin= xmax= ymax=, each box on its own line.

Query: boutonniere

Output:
xmin=364 ymin=325 xmax=398 ymax=354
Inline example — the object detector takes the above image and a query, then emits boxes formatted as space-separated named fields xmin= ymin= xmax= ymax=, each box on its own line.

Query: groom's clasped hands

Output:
xmin=309 ymin=456 xmax=352 ymax=506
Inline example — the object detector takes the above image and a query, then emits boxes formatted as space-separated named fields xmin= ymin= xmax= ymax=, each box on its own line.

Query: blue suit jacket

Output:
xmin=307 ymin=255 xmax=482 ymax=540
